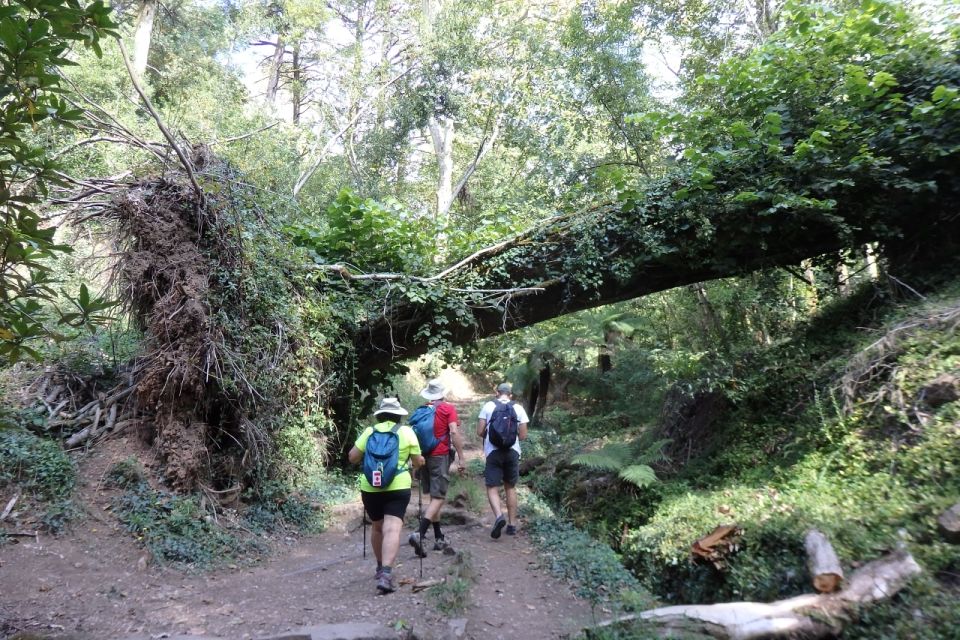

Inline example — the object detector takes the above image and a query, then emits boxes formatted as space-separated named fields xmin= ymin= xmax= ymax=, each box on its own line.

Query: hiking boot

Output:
xmin=505 ymin=525 xmax=517 ymax=536
xmin=408 ymin=532 xmax=427 ymax=558
xmin=491 ymin=515 xmax=506 ymax=539
xmin=433 ymin=536 xmax=449 ymax=551
xmin=376 ymin=573 xmax=396 ymax=594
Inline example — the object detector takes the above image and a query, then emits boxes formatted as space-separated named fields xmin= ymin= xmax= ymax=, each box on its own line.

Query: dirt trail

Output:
xmin=1 ymin=384 xmax=597 ymax=640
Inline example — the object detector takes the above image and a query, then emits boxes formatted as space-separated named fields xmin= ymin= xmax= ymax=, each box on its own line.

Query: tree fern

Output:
xmin=571 ymin=444 xmax=630 ymax=471
xmin=618 ymin=464 xmax=658 ymax=488
xmin=572 ymin=438 xmax=671 ymax=489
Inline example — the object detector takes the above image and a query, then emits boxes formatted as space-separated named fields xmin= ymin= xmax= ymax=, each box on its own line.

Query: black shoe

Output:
xmin=505 ymin=525 xmax=517 ymax=536
xmin=408 ymin=532 xmax=427 ymax=558
xmin=491 ymin=515 xmax=506 ymax=539
xmin=433 ymin=536 xmax=450 ymax=551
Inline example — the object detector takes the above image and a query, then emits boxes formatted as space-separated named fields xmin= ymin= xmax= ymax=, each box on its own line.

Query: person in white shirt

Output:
xmin=476 ymin=382 xmax=529 ymax=538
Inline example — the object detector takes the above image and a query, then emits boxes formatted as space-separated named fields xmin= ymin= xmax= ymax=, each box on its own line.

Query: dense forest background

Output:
xmin=1 ymin=0 xmax=959 ymax=637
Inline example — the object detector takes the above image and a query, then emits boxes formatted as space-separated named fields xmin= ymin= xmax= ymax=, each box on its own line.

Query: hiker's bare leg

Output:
xmin=380 ymin=515 xmax=402 ymax=567
xmin=425 ymin=497 xmax=444 ymax=521
xmin=371 ymin=519 xmax=384 ymax=565
xmin=505 ymin=483 xmax=518 ymax=525
xmin=486 ymin=485 xmax=503 ymax=518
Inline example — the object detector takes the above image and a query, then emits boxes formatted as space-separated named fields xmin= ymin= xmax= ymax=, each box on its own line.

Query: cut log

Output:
xmin=597 ymin=550 xmax=921 ymax=639
xmin=804 ymin=529 xmax=844 ymax=593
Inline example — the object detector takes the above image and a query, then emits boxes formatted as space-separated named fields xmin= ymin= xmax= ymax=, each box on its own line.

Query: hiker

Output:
xmin=477 ymin=382 xmax=529 ymax=538
xmin=348 ymin=397 xmax=425 ymax=594
xmin=408 ymin=379 xmax=466 ymax=557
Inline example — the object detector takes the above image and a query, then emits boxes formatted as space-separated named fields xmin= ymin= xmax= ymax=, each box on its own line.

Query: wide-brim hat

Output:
xmin=374 ymin=397 xmax=408 ymax=416
xmin=420 ymin=379 xmax=447 ymax=401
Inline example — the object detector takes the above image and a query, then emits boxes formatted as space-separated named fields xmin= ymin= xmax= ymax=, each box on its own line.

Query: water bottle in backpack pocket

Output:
xmin=362 ymin=424 xmax=405 ymax=488
xmin=487 ymin=401 xmax=519 ymax=450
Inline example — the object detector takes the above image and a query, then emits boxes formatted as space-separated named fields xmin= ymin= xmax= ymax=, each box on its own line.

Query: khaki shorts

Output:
xmin=420 ymin=453 xmax=451 ymax=498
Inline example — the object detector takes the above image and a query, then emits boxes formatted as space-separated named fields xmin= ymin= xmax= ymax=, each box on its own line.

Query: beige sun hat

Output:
xmin=373 ymin=397 xmax=408 ymax=416
xmin=420 ymin=378 xmax=447 ymax=401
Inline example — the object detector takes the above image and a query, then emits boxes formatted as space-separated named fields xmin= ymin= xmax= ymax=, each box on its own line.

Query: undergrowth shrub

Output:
xmin=430 ymin=550 xmax=476 ymax=615
xmin=621 ymin=293 xmax=960 ymax=610
xmin=106 ymin=461 xmax=265 ymax=568
xmin=0 ymin=426 xmax=75 ymax=499
xmin=523 ymin=491 xmax=655 ymax=615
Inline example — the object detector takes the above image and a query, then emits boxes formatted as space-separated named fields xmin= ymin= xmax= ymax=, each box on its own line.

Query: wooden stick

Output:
xmin=1 ymin=493 xmax=20 ymax=522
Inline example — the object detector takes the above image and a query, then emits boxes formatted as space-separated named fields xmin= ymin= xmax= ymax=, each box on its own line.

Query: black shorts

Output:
xmin=420 ymin=454 xmax=451 ymax=498
xmin=484 ymin=448 xmax=520 ymax=487
xmin=361 ymin=489 xmax=411 ymax=521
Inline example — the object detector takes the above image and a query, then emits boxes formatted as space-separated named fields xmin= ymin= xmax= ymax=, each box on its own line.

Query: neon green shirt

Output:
xmin=355 ymin=421 xmax=421 ymax=492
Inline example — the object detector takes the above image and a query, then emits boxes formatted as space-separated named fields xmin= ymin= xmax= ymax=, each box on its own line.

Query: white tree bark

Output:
xmin=429 ymin=115 xmax=455 ymax=219
xmin=804 ymin=529 xmax=844 ymax=593
xmin=265 ymin=36 xmax=285 ymax=105
xmin=864 ymin=242 xmax=880 ymax=280
xmin=132 ymin=0 xmax=158 ymax=82
xmin=601 ymin=550 xmax=921 ymax=640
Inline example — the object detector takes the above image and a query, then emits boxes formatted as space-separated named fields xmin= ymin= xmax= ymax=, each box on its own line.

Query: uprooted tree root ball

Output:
xmin=102 ymin=149 xmax=343 ymax=493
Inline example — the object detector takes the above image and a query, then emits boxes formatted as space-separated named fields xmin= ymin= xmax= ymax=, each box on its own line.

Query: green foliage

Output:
xmin=111 ymin=479 xmax=264 ymax=568
xmin=572 ymin=438 xmax=670 ymax=489
xmin=523 ymin=491 xmax=654 ymax=612
xmin=0 ymin=425 xmax=75 ymax=499
xmin=429 ymin=550 xmax=476 ymax=615
xmin=0 ymin=0 xmax=117 ymax=362
xmin=288 ymin=189 xmax=437 ymax=274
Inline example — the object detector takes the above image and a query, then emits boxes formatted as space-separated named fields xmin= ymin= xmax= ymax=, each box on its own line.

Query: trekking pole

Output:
xmin=417 ymin=477 xmax=424 ymax=579
xmin=362 ymin=506 xmax=367 ymax=559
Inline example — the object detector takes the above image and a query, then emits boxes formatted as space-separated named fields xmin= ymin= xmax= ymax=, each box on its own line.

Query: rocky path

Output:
xmin=0 ymin=388 xmax=597 ymax=640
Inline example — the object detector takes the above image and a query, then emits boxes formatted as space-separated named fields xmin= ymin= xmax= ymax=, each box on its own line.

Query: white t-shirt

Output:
xmin=478 ymin=396 xmax=530 ymax=457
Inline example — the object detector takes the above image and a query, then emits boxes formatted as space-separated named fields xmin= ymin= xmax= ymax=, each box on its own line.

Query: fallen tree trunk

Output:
xmin=599 ymin=550 xmax=920 ymax=639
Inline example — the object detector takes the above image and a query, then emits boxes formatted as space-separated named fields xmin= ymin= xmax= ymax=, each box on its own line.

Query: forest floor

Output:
xmin=0 ymin=379 xmax=598 ymax=640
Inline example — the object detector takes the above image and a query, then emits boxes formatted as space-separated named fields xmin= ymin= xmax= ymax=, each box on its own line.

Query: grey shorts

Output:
xmin=484 ymin=449 xmax=520 ymax=487
xmin=420 ymin=454 xmax=451 ymax=498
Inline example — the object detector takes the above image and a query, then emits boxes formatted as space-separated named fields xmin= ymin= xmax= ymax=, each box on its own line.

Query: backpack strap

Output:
xmin=390 ymin=422 xmax=409 ymax=471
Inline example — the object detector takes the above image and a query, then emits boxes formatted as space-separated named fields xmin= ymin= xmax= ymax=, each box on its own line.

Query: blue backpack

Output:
xmin=487 ymin=401 xmax=519 ymax=450
xmin=362 ymin=423 xmax=405 ymax=488
xmin=409 ymin=404 xmax=449 ymax=455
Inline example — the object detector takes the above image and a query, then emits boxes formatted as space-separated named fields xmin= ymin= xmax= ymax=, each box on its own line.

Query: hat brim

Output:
xmin=374 ymin=407 xmax=408 ymax=416
xmin=420 ymin=389 xmax=445 ymax=401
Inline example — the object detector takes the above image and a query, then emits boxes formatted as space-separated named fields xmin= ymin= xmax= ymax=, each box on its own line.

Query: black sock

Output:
xmin=377 ymin=562 xmax=382 ymax=570
xmin=418 ymin=518 xmax=431 ymax=537
xmin=433 ymin=521 xmax=443 ymax=539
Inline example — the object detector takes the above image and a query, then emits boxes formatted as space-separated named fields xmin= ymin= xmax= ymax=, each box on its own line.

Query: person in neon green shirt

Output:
xmin=348 ymin=397 xmax=424 ymax=594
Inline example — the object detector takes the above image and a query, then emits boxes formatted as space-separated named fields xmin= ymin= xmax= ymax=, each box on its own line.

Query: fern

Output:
xmin=572 ymin=445 xmax=629 ymax=471
xmin=572 ymin=438 xmax=670 ymax=489
xmin=618 ymin=464 xmax=658 ymax=488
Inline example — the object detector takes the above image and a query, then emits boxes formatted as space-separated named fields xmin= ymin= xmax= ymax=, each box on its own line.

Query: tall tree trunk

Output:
xmin=864 ymin=242 xmax=880 ymax=280
xmin=690 ymin=282 xmax=725 ymax=348
xmin=265 ymin=36 xmax=285 ymax=105
xmin=132 ymin=0 xmax=158 ymax=82
xmin=802 ymin=259 xmax=819 ymax=311
xmin=291 ymin=43 xmax=301 ymax=125
xmin=430 ymin=115 xmax=455 ymax=219
xmin=836 ymin=259 xmax=851 ymax=296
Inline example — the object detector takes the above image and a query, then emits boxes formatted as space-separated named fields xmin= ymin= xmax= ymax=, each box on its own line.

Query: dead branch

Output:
xmin=116 ymin=39 xmax=203 ymax=202
xmin=1 ymin=493 xmax=20 ymax=522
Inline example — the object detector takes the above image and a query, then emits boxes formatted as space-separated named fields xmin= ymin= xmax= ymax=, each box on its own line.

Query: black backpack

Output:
xmin=487 ymin=401 xmax=518 ymax=450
